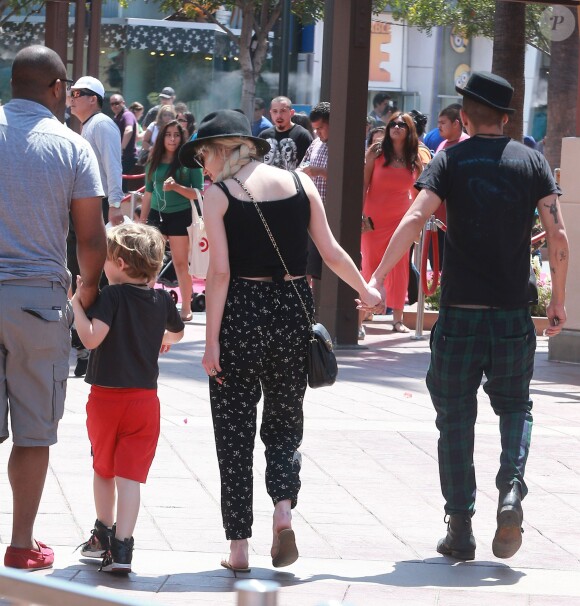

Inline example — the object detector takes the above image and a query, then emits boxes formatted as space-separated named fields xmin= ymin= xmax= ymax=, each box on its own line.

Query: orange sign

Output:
xmin=368 ymin=15 xmax=404 ymax=89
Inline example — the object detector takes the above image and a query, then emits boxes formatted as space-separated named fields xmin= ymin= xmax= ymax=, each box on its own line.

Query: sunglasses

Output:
xmin=177 ymin=118 xmax=188 ymax=123
xmin=194 ymin=152 xmax=205 ymax=169
xmin=388 ymin=121 xmax=409 ymax=130
xmin=49 ymin=78 xmax=74 ymax=92
xmin=70 ymin=89 xmax=96 ymax=99
xmin=110 ymin=101 xmax=123 ymax=106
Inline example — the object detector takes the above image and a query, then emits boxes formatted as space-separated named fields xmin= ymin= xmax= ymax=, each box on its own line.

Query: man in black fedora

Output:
xmin=365 ymin=71 xmax=569 ymax=560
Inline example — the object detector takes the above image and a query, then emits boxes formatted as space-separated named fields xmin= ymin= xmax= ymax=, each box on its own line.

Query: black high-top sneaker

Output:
xmin=101 ymin=536 xmax=134 ymax=575
xmin=492 ymin=482 xmax=523 ymax=558
xmin=77 ymin=519 xmax=113 ymax=559
xmin=436 ymin=513 xmax=476 ymax=560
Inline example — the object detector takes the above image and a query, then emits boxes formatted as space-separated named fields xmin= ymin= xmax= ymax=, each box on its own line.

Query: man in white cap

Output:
xmin=143 ymin=86 xmax=175 ymax=128
xmin=70 ymin=76 xmax=123 ymax=226
xmin=69 ymin=75 xmax=124 ymax=377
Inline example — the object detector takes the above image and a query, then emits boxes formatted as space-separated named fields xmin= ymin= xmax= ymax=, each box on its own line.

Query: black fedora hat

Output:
xmin=456 ymin=71 xmax=515 ymax=114
xmin=179 ymin=109 xmax=271 ymax=168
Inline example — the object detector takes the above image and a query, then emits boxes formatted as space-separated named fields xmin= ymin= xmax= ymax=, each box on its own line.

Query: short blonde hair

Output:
xmin=107 ymin=224 xmax=165 ymax=281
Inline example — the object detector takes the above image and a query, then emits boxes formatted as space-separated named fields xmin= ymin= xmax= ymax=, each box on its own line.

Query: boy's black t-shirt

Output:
xmin=85 ymin=285 xmax=184 ymax=389
xmin=415 ymin=136 xmax=558 ymax=308
xmin=259 ymin=124 xmax=313 ymax=169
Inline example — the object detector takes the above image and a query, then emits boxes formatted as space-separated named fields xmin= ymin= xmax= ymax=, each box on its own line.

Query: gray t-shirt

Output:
xmin=0 ymin=99 xmax=104 ymax=290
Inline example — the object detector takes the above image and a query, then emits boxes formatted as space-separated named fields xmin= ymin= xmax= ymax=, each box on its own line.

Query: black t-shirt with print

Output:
xmin=259 ymin=124 xmax=313 ymax=170
xmin=85 ymin=285 xmax=184 ymax=389
xmin=415 ymin=136 xmax=559 ymax=308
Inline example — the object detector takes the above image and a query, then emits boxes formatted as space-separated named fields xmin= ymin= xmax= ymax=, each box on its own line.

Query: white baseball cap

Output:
xmin=71 ymin=76 xmax=105 ymax=99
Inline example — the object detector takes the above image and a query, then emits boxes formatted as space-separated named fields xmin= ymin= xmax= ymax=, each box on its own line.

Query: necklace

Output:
xmin=392 ymin=155 xmax=406 ymax=164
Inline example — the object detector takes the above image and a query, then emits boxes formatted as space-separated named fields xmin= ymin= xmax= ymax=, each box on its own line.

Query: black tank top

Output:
xmin=217 ymin=171 xmax=310 ymax=282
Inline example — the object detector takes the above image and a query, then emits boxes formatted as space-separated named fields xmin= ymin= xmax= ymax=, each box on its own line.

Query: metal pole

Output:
xmin=236 ymin=580 xmax=279 ymax=606
xmin=278 ymin=0 xmax=291 ymax=96
xmin=412 ymin=227 xmax=426 ymax=340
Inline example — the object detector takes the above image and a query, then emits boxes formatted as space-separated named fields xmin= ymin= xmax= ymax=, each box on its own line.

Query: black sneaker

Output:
xmin=101 ymin=537 xmax=134 ymax=575
xmin=77 ymin=519 xmax=113 ymax=559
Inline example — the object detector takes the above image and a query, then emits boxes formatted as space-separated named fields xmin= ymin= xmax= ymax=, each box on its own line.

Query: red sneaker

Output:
xmin=4 ymin=541 xmax=54 ymax=571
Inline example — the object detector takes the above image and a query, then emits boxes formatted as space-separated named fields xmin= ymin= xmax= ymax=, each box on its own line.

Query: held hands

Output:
xmin=355 ymin=284 xmax=383 ymax=312
xmin=356 ymin=275 xmax=385 ymax=313
xmin=74 ymin=275 xmax=99 ymax=310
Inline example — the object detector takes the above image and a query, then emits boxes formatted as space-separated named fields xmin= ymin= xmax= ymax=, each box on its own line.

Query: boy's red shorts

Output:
xmin=87 ymin=386 xmax=160 ymax=483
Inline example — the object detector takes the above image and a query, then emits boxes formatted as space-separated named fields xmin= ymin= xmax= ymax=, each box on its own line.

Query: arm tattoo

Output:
xmin=544 ymin=201 xmax=559 ymax=224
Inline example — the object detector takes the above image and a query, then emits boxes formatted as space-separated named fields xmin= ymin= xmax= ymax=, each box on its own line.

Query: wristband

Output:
xmin=109 ymin=201 xmax=121 ymax=209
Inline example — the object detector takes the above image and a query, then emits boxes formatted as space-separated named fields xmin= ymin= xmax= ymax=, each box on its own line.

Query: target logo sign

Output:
xmin=199 ymin=237 xmax=209 ymax=253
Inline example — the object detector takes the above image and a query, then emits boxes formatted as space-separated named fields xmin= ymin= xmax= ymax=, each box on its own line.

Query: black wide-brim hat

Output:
xmin=179 ymin=109 xmax=271 ymax=168
xmin=456 ymin=71 xmax=515 ymax=114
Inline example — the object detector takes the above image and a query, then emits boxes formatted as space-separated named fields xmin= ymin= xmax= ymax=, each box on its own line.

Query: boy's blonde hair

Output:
xmin=107 ymin=224 xmax=165 ymax=282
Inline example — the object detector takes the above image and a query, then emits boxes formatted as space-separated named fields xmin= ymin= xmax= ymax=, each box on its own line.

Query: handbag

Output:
xmin=231 ymin=175 xmax=338 ymax=388
xmin=187 ymin=188 xmax=209 ymax=279
xmin=136 ymin=147 xmax=149 ymax=167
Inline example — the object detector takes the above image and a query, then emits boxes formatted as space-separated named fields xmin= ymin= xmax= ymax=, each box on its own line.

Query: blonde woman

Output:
xmin=141 ymin=104 xmax=176 ymax=155
xmin=179 ymin=110 xmax=381 ymax=572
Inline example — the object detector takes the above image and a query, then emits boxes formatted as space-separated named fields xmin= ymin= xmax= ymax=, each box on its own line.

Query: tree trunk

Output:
xmin=491 ymin=1 xmax=525 ymax=141
xmin=238 ymin=1 xmax=283 ymax=119
xmin=239 ymin=4 xmax=259 ymax=118
xmin=545 ymin=11 xmax=578 ymax=172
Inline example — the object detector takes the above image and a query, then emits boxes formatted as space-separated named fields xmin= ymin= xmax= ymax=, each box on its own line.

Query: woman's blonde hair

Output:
xmin=107 ymin=224 xmax=165 ymax=282
xmin=196 ymin=137 xmax=259 ymax=182
xmin=155 ymin=104 xmax=176 ymax=126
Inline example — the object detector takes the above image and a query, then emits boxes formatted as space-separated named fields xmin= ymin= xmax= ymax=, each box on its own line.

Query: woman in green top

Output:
xmin=140 ymin=119 xmax=203 ymax=321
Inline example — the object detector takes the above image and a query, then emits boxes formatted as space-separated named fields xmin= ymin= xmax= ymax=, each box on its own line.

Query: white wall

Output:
xmin=405 ymin=27 xmax=438 ymax=115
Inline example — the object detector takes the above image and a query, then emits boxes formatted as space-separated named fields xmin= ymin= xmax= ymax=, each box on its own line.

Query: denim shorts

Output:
xmin=0 ymin=280 xmax=72 ymax=446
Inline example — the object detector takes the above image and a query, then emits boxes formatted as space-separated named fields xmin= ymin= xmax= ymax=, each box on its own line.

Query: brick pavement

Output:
xmin=1 ymin=314 xmax=579 ymax=605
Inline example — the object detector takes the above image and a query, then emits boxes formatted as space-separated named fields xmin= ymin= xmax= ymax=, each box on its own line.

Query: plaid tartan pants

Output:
xmin=427 ymin=306 xmax=535 ymax=515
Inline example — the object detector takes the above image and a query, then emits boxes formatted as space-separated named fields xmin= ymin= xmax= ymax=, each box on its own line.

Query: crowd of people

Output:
xmin=0 ymin=45 xmax=569 ymax=579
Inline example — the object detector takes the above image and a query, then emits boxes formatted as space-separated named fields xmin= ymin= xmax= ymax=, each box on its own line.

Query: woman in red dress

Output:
xmin=359 ymin=112 xmax=422 ymax=336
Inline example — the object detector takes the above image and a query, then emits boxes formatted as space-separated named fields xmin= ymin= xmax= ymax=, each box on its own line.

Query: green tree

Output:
xmin=159 ymin=1 xmax=388 ymax=116
xmin=389 ymin=0 xmax=548 ymax=141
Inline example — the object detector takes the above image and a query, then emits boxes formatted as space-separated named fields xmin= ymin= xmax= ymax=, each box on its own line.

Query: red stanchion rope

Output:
xmin=123 ymin=173 xmax=145 ymax=180
xmin=419 ymin=224 xmax=548 ymax=297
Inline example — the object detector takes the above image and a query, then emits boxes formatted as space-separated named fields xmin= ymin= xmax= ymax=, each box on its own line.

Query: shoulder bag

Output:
xmin=231 ymin=175 xmax=338 ymax=388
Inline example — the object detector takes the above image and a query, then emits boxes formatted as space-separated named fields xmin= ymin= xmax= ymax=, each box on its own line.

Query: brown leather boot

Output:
xmin=492 ymin=483 xmax=523 ymax=558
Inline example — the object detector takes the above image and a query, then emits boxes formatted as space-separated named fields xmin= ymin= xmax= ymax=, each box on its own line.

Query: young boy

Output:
xmin=72 ymin=223 xmax=185 ymax=574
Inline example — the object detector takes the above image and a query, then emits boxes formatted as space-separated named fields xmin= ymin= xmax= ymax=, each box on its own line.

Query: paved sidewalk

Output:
xmin=1 ymin=314 xmax=579 ymax=605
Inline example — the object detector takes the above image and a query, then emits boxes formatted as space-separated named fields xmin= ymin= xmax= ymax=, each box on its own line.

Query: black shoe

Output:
xmin=77 ymin=519 xmax=113 ymax=559
xmin=492 ymin=483 xmax=523 ymax=559
xmin=437 ymin=514 xmax=476 ymax=560
xmin=74 ymin=356 xmax=89 ymax=377
xmin=101 ymin=536 xmax=133 ymax=575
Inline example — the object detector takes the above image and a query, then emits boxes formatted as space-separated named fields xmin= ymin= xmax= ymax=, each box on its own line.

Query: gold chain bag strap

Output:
xmin=231 ymin=174 xmax=337 ymax=388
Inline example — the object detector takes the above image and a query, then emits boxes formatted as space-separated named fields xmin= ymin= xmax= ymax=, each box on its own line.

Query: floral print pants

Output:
xmin=209 ymin=277 xmax=313 ymax=540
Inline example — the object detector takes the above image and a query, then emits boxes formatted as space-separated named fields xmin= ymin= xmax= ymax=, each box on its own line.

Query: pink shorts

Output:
xmin=86 ymin=386 xmax=160 ymax=483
